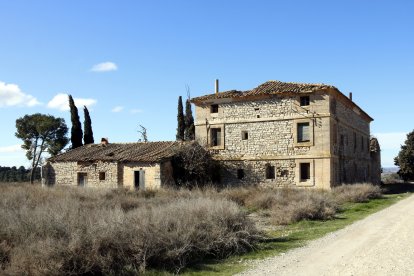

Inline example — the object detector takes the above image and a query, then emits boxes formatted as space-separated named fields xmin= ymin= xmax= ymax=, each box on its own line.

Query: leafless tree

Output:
xmin=138 ymin=125 xmax=148 ymax=142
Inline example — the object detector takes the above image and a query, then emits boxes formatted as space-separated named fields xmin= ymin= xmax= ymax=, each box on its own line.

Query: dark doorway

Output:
xmin=78 ymin=173 xmax=87 ymax=187
xmin=134 ymin=170 xmax=145 ymax=190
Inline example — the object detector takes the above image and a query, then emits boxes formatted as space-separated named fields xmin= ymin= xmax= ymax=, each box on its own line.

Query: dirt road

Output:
xmin=239 ymin=194 xmax=414 ymax=276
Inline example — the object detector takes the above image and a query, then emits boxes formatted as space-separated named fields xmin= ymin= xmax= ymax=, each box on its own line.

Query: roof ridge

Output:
xmin=264 ymin=80 xmax=332 ymax=86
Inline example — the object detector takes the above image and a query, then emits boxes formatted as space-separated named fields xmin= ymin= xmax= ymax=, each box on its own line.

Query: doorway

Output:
xmin=134 ymin=170 xmax=145 ymax=190
xmin=78 ymin=173 xmax=87 ymax=187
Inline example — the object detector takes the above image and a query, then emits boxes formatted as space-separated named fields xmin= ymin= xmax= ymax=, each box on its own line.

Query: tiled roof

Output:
xmin=191 ymin=80 xmax=335 ymax=102
xmin=49 ymin=141 xmax=186 ymax=163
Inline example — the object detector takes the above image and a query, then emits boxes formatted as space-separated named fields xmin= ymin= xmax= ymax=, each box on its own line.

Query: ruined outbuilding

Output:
xmin=191 ymin=80 xmax=381 ymax=189
xmin=42 ymin=140 xmax=186 ymax=189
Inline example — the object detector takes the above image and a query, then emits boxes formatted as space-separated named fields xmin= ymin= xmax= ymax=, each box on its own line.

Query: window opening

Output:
xmin=237 ymin=169 xmax=244 ymax=179
xmin=210 ymin=104 xmax=218 ymax=113
xmin=211 ymin=128 xmax=222 ymax=146
xmin=300 ymin=163 xmax=311 ymax=181
xmin=297 ymin=122 xmax=310 ymax=142
xmin=300 ymin=96 xmax=310 ymax=106
xmin=99 ymin=172 xmax=106 ymax=181
xmin=265 ymin=164 xmax=275 ymax=179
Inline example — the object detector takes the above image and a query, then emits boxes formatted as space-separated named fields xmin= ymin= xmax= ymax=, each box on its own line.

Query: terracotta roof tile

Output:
xmin=191 ymin=80 xmax=335 ymax=102
xmin=49 ymin=141 xmax=186 ymax=163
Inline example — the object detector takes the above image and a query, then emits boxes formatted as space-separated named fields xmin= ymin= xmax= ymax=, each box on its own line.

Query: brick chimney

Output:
xmin=101 ymin=138 xmax=109 ymax=145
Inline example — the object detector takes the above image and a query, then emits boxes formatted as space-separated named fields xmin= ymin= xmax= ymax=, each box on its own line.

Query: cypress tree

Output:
xmin=176 ymin=96 xmax=185 ymax=141
xmin=69 ymin=95 xmax=83 ymax=149
xmin=83 ymin=106 xmax=94 ymax=144
xmin=184 ymin=99 xmax=195 ymax=141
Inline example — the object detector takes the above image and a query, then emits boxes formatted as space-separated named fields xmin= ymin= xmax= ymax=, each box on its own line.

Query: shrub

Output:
xmin=332 ymin=183 xmax=383 ymax=203
xmin=269 ymin=190 xmax=337 ymax=225
xmin=0 ymin=185 xmax=259 ymax=274
xmin=222 ymin=187 xmax=338 ymax=225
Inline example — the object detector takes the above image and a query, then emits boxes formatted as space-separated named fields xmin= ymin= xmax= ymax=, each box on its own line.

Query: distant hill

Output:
xmin=382 ymin=167 xmax=399 ymax=174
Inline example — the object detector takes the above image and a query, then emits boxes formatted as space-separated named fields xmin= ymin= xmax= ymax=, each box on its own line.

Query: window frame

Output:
xmin=294 ymin=119 xmax=314 ymax=147
xmin=295 ymin=159 xmax=315 ymax=187
xmin=208 ymin=124 xmax=225 ymax=149
xmin=241 ymin=130 xmax=249 ymax=140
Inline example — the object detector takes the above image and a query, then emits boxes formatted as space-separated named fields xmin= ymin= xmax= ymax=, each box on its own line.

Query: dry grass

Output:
xmin=332 ymin=183 xmax=383 ymax=203
xmin=0 ymin=185 xmax=258 ymax=274
xmin=0 ymin=182 xmax=382 ymax=274
xmin=222 ymin=187 xmax=338 ymax=225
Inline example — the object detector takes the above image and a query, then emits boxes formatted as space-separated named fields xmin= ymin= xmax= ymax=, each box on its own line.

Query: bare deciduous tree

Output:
xmin=137 ymin=125 xmax=148 ymax=142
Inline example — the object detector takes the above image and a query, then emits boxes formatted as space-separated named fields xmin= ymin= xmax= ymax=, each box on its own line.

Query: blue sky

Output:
xmin=0 ymin=0 xmax=413 ymax=168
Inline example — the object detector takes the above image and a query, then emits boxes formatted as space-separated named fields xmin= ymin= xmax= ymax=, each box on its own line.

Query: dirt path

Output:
xmin=239 ymin=194 xmax=414 ymax=276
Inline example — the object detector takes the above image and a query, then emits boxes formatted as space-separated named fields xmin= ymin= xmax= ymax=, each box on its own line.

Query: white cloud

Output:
xmin=130 ymin=109 xmax=143 ymax=114
xmin=90 ymin=62 xmax=118 ymax=72
xmin=111 ymin=106 xmax=124 ymax=113
xmin=373 ymin=132 xmax=406 ymax=150
xmin=0 ymin=81 xmax=40 ymax=107
xmin=47 ymin=93 xmax=97 ymax=111
xmin=0 ymin=144 xmax=24 ymax=153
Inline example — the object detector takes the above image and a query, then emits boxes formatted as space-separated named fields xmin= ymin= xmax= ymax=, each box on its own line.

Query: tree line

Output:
xmin=0 ymin=166 xmax=40 ymax=183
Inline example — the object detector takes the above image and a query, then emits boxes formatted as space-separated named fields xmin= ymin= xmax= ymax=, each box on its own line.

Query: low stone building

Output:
xmin=191 ymin=80 xmax=381 ymax=189
xmin=42 ymin=140 xmax=185 ymax=189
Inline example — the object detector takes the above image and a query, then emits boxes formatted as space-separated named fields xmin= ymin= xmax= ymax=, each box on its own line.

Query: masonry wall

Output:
xmin=194 ymin=91 xmax=333 ymax=189
xmin=44 ymin=161 xmax=119 ymax=188
xmin=330 ymin=95 xmax=372 ymax=185
xmin=121 ymin=162 xmax=161 ymax=190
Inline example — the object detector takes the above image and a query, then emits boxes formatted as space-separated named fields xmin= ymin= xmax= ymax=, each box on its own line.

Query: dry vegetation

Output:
xmin=0 ymin=183 xmax=383 ymax=274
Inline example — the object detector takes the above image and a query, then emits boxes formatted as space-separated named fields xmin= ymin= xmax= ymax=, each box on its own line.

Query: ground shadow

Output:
xmin=381 ymin=182 xmax=414 ymax=195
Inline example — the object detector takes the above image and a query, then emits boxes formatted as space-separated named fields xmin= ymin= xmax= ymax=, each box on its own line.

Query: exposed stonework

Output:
xmin=191 ymin=80 xmax=380 ymax=189
xmin=42 ymin=142 xmax=183 ymax=190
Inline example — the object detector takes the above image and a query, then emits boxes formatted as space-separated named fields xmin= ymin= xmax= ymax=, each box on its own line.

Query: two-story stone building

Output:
xmin=191 ymin=80 xmax=381 ymax=189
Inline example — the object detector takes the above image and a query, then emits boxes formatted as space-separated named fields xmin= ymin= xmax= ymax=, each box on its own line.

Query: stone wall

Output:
xmin=121 ymin=162 xmax=161 ymax=190
xmin=194 ymin=89 xmax=378 ymax=188
xmin=331 ymin=95 xmax=372 ymax=185
xmin=194 ymin=91 xmax=334 ymax=189
xmin=43 ymin=160 xmax=176 ymax=190
xmin=44 ymin=161 xmax=119 ymax=188
xmin=221 ymin=158 xmax=331 ymax=189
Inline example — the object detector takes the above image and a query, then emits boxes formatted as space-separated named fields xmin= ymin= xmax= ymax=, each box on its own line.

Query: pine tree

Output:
xmin=176 ymin=96 xmax=185 ymax=141
xmin=69 ymin=95 xmax=83 ymax=149
xmin=395 ymin=130 xmax=414 ymax=181
xmin=184 ymin=99 xmax=195 ymax=141
xmin=83 ymin=106 xmax=94 ymax=144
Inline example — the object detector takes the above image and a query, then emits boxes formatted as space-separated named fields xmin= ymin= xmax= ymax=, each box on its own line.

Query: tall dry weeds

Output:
xmin=0 ymin=185 xmax=259 ymax=274
xmin=332 ymin=183 xmax=383 ymax=203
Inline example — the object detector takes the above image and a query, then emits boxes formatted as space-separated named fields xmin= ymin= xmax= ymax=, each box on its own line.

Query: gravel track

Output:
xmin=238 ymin=194 xmax=414 ymax=276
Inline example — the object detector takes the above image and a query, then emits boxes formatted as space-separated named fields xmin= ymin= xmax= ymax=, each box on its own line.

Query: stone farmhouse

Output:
xmin=42 ymin=79 xmax=381 ymax=190
xmin=42 ymin=140 xmax=184 ymax=189
xmin=191 ymin=80 xmax=381 ymax=189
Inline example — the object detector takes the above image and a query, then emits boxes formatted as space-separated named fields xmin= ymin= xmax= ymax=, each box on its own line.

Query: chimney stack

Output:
xmin=101 ymin=137 xmax=109 ymax=146
xmin=349 ymin=92 xmax=353 ymax=101
xmin=215 ymin=79 xmax=219 ymax=95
